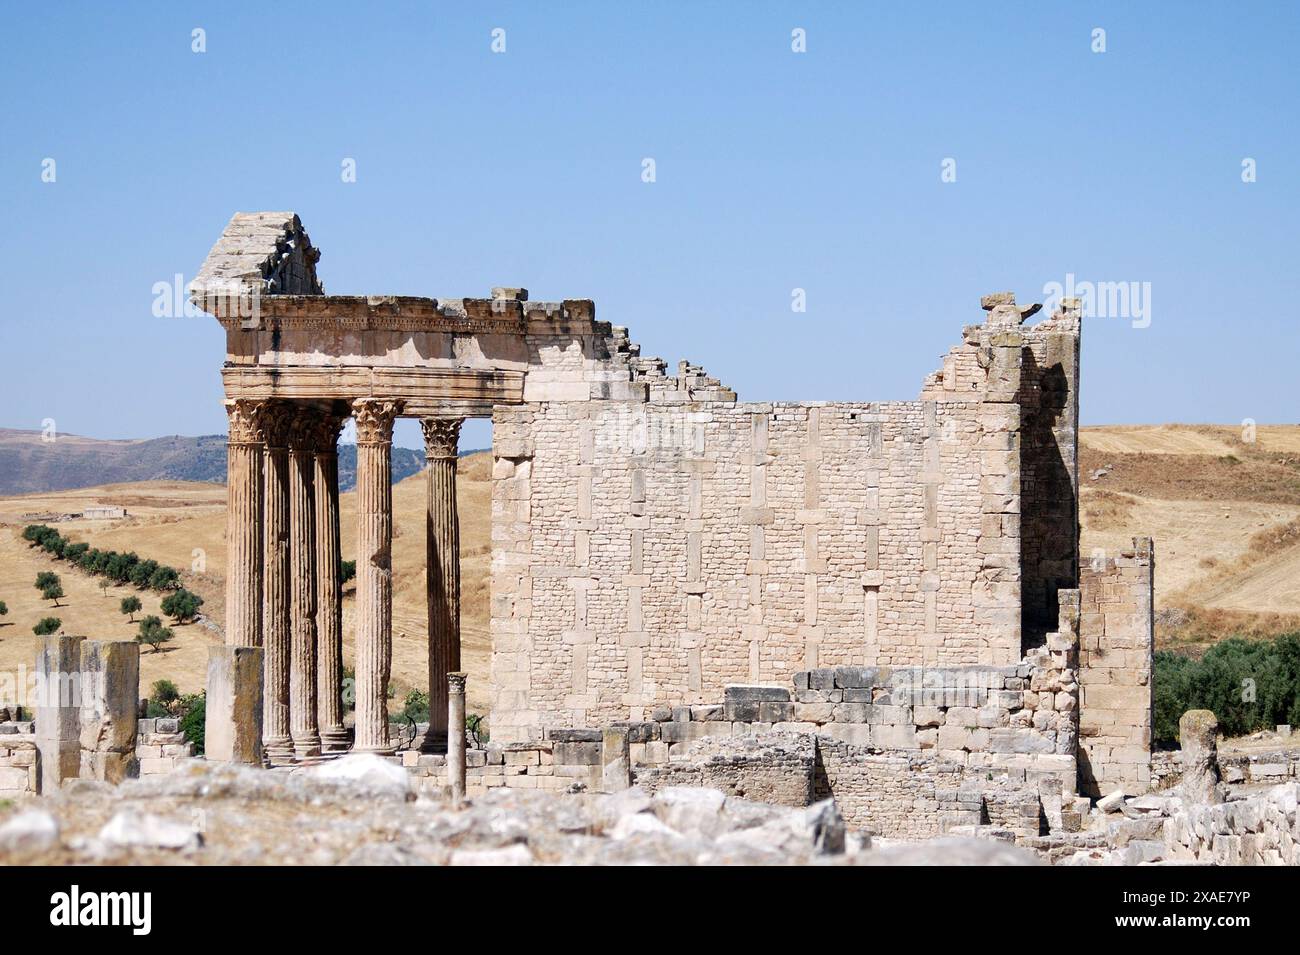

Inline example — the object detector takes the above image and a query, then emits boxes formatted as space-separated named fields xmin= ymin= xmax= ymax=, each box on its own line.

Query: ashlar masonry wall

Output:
xmin=489 ymin=301 xmax=1081 ymax=742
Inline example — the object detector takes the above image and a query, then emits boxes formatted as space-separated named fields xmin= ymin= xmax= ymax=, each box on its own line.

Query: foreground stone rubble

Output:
xmin=0 ymin=757 xmax=1039 ymax=866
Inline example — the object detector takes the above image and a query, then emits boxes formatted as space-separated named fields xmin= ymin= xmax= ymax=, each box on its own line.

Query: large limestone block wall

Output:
xmin=1077 ymin=538 xmax=1155 ymax=797
xmin=489 ymin=301 xmax=1084 ymax=743
xmin=491 ymin=392 xmax=1030 ymax=738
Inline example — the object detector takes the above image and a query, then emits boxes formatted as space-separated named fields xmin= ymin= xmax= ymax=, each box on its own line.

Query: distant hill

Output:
xmin=0 ymin=428 xmax=429 ymax=495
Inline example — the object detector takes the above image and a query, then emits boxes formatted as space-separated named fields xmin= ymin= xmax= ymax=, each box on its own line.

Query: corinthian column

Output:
xmin=352 ymin=398 xmax=404 ymax=753
xmin=421 ymin=416 xmax=462 ymax=746
xmin=288 ymin=413 xmax=320 ymax=759
xmin=260 ymin=402 xmax=294 ymax=762
xmin=223 ymin=399 xmax=264 ymax=649
xmin=313 ymin=413 xmax=348 ymax=752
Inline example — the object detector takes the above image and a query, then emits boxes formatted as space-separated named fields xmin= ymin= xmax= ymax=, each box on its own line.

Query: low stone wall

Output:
xmin=135 ymin=718 xmax=197 ymax=776
xmin=1162 ymin=786 xmax=1299 ymax=865
xmin=0 ymin=723 xmax=37 ymax=797
xmin=1152 ymin=748 xmax=1300 ymax=789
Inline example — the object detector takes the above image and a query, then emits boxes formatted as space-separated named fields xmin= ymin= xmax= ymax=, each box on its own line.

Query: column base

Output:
xmin=264 ymin=735 xmax=294 ymax=765
xmin=293 ymin=734 xmax=322 ymax=760
xmin=320 ymin=726 xmax=351 ymax=752
xmin=420 ymin=729 xmax=449 ymax=753
xmin=351 ymin=744 xmax=397 ymax=757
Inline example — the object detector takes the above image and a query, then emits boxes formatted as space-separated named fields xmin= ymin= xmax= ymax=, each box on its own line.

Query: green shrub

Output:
xmin=1153 ymin=633 xmax=1300 ymax=747
xmin=340 ymin=559 xmax=356 ymax=584
xmin=33 ymin=617 xmax=61 ymax=636
xmin=160 ymin=588 xmax=203 ymax=623
xmin=136 ymin=615 xmax=173 ymax=653
xmin=148 ymin=566 xmax=180 ymax=591
xmin=178 ymin=693 xmax=205 ymax=755
xmin=152 ymin=679 xmax=180 ymax=705
xmin=399 ymin=689 xmax=430 ymax=723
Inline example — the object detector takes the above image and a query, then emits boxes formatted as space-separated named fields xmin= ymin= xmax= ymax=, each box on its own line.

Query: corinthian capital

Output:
xmin=225 ymin=399 xmax=265 ymax=445
xmin=258 ymin=401 xmax=295 ymax=449
xmin=352 ymin=399 xmax=404 ymax=445
xmin=311 ymin=413 xmax=346 ymax=455
xmin=421 ymin=417 xmax=463 ymax=460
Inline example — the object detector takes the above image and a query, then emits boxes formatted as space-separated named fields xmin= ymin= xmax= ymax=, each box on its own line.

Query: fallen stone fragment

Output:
xmin=0 ymin=810 xmax=60 ymax=854
xmin=99 ymin=811 xmax=201 ymax=851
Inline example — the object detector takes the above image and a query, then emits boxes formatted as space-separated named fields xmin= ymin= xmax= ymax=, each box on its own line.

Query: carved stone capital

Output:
xmin=286 ymin=412 xmax=321 ymax=454
xmin=447 ymin=671 xmax=468 ymax=694
xmin=352 ymin=398 xmax=404 ymax=445
xmin=258 ymin=401 xmax=295 ymax=449
xmin=311 ymin=414 xmax=346 ymax=455
xmin=421 ymin=417 xmax=463 ymax=460
xmin=225 ymin=399 xmax=266 ymax=446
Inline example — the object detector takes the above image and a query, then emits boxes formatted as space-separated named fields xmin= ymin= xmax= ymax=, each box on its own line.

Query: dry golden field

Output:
xmin=0 ymin=454 xmax=494 ymax=715
xmin=1080 ymin=424 xmax=1300 ymax=650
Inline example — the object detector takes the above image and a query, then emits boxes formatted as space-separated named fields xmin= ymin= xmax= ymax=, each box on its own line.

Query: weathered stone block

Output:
xmin=723 ymin=685 xmax=790 ymax=703
xmin=204 ymin=645 xmax=263 ymax=764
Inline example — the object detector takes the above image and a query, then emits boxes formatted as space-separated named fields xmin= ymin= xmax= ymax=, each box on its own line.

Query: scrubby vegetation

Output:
xmin=146 ymin=679 xmax=204 ymax=754
xmin=22 ymin=524 xmax=184 ymax=594
xmin=136 ymin=615 xmax=174 ymax=653
xmin=1154 ymin=632 xmax=1300 ymax=746
xmin=32 ymin=616 xmax=61 ymax=636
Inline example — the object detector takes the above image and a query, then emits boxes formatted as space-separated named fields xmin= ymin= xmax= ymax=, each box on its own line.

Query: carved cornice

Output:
xmin=213 ymin=295 xmax=596 ymax=334
xmin=421 ymin=417 xmax=463 ymax=460
xmin=352 ymin=399 xmax=404 ymax=445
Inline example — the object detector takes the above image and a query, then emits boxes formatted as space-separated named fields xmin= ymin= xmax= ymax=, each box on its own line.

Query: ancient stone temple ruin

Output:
xmin=187 ymin=211 xmax=1156 ymax=833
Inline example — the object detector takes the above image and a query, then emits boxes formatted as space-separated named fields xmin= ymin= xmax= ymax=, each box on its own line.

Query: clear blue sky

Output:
xmin=2 ymin=2 xmax=1296 ymax=452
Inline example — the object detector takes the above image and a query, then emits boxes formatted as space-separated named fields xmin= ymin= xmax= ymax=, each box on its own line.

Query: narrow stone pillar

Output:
xmin=206 ymin=645 xmax=264 ymax=764
xmin=422 ymin=416 xmax=462 ymax=745
xmin=261 ymin=403 xmax=294 ymax=762
xmin=223 ymin=399 xmax=264 ymax=650
xmin=1179 ymin=709 xmax=1223 ymax=805
xmin=353 ymin=398 xmax=404 ymax=753
xmin=79 ymin=640 xmax=140 ymax=783
xmin=447 ymin=672 xmax=468 ymax=801
xmin=601 ymin=725 xmax=632 ymax=792
xmin=288 ymin=414 xmax=320 ymax=759
xmin=314 ymin=414 xmax=348 ymax=752
xmin=35 ymin=635 xmax=82 ymax=794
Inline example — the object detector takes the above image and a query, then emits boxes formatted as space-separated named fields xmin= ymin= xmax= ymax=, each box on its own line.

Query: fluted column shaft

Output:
xmin=261 ymin=404 xmax=293 ymax=761
xmin=314 ymin=416 xmax=347 ymax=751
xmin=223 ymin=400 xmax=263 ymax=650
xmin=422 ymin=417 xmax=463 ymax=743
xmin=353 ymin=399 xmax=403 ymax=753
xmin=288 ymin=416 xmax=320 ymax=759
